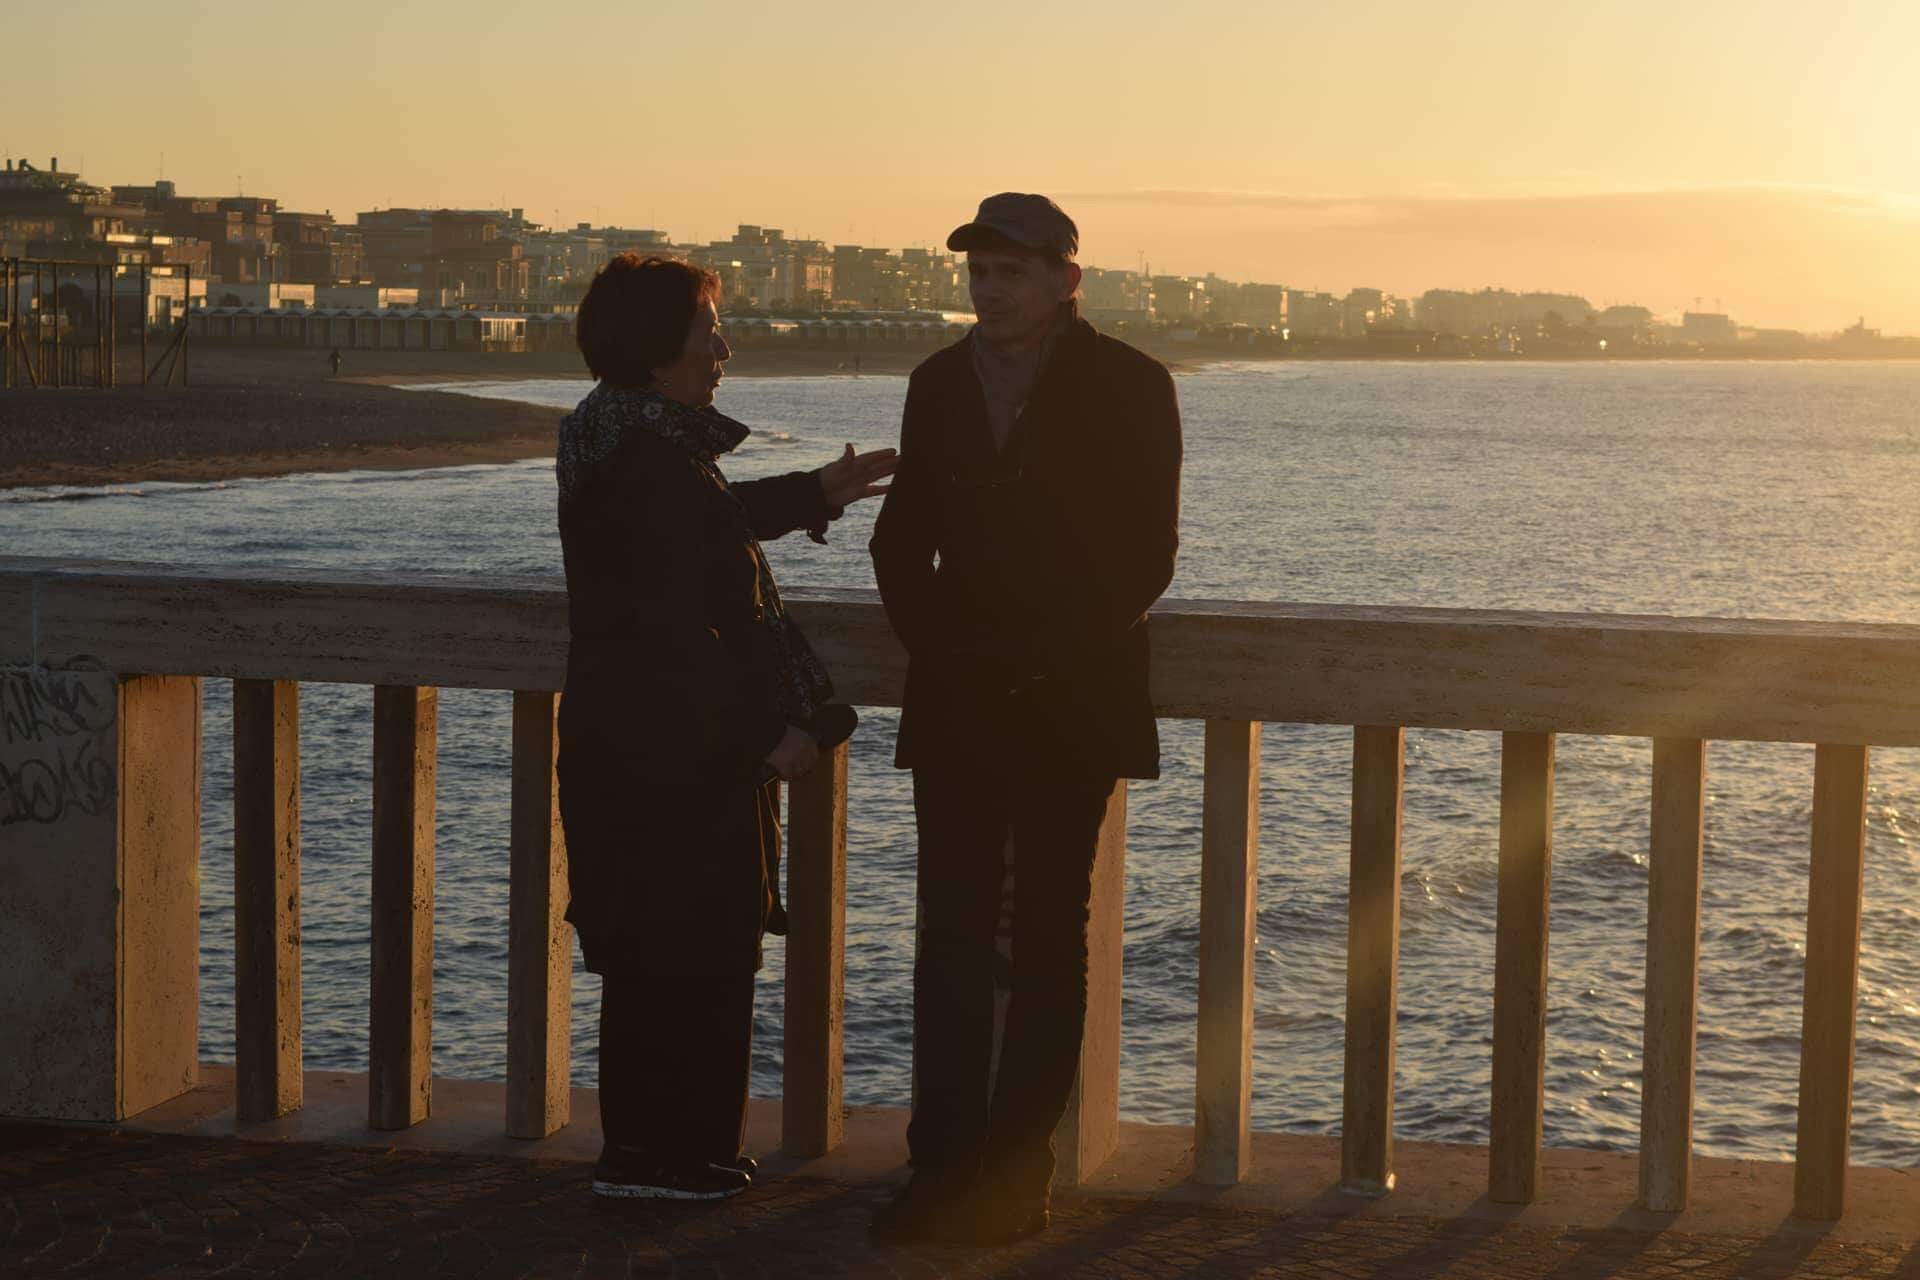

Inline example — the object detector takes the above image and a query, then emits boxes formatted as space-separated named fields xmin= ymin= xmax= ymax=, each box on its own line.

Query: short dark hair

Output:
xmin=575 ymin=254 xmax=722 ymax=387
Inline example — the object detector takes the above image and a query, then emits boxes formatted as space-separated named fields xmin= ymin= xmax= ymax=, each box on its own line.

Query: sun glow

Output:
xmin=12 ymin=0 xmax=1919 ymax=331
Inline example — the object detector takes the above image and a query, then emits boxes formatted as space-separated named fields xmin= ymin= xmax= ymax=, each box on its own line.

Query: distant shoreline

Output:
xmin=5 ymin=344 xmax=1915 ymax=492
xmin=0 ymin=348 xmax=911 ymax=491
xmin=0 ymin=344 xmax=1214 ymax=491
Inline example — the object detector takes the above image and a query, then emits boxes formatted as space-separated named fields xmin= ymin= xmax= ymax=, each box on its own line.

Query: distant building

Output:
xmin=325 ymin=224 xmax=368 ymax=284
xmin=1415 ymin=287 xmax=1591 ymax=337
xmin=1150 ymin=275 xmax=1206 ymax=323
xmin=1231 ymin=282 xmax=1289 ymax=329
xmin=1415 ymin=289 xmax=1476 ymax=336
xmin=832 ymin=245 xmax=908 ymax=310
xmin=313 ymin=284 xmax=418 ymax=309
xmin=115 ymin=231 xmax=209 ymax=271
xmin=1596 ymin=305 xmax=1654 ymax=330
xmin=1518 ymin=292 xmax=1594 ymax=327
xmin=210 ymin=281 xmax=315 ymax=310
xmin=0 ymin=157 xmax=149 ymax=249
xmin=1286 ymin=290 xmax=1341 ymax=337
xmin=3 ymin=157 xmax=83 ymax=189
xmin=696 ymin=225 xmax=782 ymax=308
xmin=690 ymin=225 xmax=833 ymax=309
xmin=599 ymin=226 xmax=675 ymax=255
xmin=111 ymin=270 xmax=208 ymax=329
xmin=1681 ymin=311 xmax=1737 ymax=345
xmin=898 ymin=247 xmax=961 ymax=311
xmin=1342 ymin=287 xmax=1409 ymax=335
xmin=422 ymin=211 xmax=530 ymax=301
xmin=109 ymin=179 xmax=178 ymax=207
xmin=1080 ymin=266 xmax=1143 ymax=313
xmin=153 ymin=196 xmax=281 ymax=284
xmin=273 ymin=211 xmax=340 ymax=283
xmin=513 ymin=223 xmax=686 ymax=298
xmin=356 ymin=209 xmax=433 ymax=288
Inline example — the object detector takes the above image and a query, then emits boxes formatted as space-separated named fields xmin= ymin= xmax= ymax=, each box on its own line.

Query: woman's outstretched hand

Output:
xmin=820 ymin=443 xmax=899 ymax=507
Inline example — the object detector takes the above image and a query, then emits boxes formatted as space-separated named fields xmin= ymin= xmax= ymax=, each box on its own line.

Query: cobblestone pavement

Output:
xmin=2 ymin=1126 xmax=1915 ymax=1279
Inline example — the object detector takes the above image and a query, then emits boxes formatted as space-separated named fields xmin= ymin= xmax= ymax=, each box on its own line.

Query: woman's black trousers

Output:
xmin=597 ymin=971 xmax=755 ymax=1166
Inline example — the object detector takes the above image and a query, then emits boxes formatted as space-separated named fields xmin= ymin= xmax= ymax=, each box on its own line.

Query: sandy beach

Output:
xmin=0 ymin=342 xmax=1224 ymax=490
xmin=0 ymin=378 xmax=561 ymax=492
xmin=0 ymin=346 xmax=918 ymax=490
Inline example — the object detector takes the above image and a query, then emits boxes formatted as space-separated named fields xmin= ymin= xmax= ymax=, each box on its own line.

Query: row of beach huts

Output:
xmin=186 ymin=307 xmax=975 ymax=353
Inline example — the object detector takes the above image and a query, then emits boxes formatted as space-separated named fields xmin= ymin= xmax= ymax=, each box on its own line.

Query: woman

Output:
xmin=556 ymin=253 xmax=894 ymax=1201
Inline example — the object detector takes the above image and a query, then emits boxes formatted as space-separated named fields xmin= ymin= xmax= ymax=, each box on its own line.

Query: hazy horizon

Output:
xmin=18 ymin=0 xmax=1919 ymax=332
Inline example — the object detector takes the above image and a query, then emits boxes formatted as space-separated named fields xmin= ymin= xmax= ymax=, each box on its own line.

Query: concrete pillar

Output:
xmin=1054 ymin=780 xmax=1127 ymax=1188
xmin=0 ymin=667 xmax=202 ymax=1122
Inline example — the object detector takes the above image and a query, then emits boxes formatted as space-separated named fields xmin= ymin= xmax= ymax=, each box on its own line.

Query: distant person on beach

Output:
xmin=327 ymin=347 xmax=342 ymax=376
xmin=555 ymin=253 xmax=896 ymax=1201
xmin=868 ymin=194 xmax=1183 ymax=1244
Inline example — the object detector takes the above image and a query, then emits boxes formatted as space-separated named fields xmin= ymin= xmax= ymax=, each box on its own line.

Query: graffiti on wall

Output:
xmin=0 ymin=669 xmax=116 ymax=827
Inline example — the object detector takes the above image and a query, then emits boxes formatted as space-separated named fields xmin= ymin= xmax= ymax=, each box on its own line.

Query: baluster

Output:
xmin=783 ymin=741 xmax=848 ymax=1157
xmin=1793 ymin=743 xmax=1870 ymax=1221
xmin=1054 ymin=780 xmax=1130 ymax=1187
xmin=1490 ymin=730 xmax=1555 ymax=1203
xmin=1342 ymin=724 xmax=1405 ymax=1195
xmin=507 ymin=691 xmax=569 ymax=1139
xmin=1638 ymin=738 xmax=1706 ymax=1211
xmin=233 ymin=678 xmax=302 ymax=1122
xmin=1196 ymin=719 xmax=1260 ymax=1186
xmin=369 ymin=684 xmax=436 ymax=1130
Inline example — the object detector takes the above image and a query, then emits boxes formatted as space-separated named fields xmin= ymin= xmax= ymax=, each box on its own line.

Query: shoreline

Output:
xmin=8 ymin=344 xmax=1915 ymax=492
xmin=0 ymin=344 xmax=1222 ymax=491
xmin=1 ymin=349 xmax=569 ymax=490
xmin=2 ymin=436 xmax=560 ymax=492
xmin=323 ymin=345 xmax=933 ymax=384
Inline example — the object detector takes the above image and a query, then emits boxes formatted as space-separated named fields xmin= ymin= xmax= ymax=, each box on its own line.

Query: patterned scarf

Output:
xmin=558 ymin=384 xmax=835 ymax=723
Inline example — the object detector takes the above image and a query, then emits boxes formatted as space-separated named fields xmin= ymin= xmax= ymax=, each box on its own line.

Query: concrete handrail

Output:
xmin=5 ymin=556 xmax=1919 ymax=743
xmin=4 ymin=555 xmax=1916 ymax=1221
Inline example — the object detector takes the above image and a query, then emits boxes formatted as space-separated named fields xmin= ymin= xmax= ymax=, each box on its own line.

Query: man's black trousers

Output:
xmin=907 ymin=762 xmax=1119 ymax=1199
xmin=597 ymin=971 xmax=754 ymax=1166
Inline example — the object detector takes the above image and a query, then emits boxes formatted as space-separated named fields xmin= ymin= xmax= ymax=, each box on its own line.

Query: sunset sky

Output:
xmin=20 ymin=0 xmax=1920 ymax=331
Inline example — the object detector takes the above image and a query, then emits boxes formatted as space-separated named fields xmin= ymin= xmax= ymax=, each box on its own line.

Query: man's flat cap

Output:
xmin=946 ymin=192 xmax=1078 ymax=258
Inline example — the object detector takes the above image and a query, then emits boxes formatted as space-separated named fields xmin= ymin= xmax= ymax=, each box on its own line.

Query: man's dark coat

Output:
xmin=558 ymin=426 xmax=834 ymax=976
xmin=869 ymin=316 xmax=1182 ymax=780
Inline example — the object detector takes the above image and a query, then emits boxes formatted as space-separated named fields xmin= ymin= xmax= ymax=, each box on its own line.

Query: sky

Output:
xmin=17 ymin=0 xmax=1920 ymax=332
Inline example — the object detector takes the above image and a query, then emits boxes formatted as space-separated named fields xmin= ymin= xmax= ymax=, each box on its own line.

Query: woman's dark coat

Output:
xmin=869 ymin=317 xmax=1183 ymax=780
xmin=556 ymin=389 xmax=836 ymax=977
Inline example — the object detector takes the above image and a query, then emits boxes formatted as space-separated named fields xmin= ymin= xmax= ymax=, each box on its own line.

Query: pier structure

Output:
xmin=2 ymin=556 xmax=1918 ymax=1261
xmin=2 ymin=259 xmax=194 ymax=389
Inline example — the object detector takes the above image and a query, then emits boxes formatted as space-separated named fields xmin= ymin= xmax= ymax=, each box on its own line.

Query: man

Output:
xmin=868 ymin=193 xmax=1182 ymax=1244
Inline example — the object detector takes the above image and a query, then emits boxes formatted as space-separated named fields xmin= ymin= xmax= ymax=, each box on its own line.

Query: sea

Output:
xmin=4 ymin=359 xmax=1917 ymax=1166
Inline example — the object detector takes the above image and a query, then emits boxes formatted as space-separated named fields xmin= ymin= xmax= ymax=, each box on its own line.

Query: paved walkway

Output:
xmin=2 ymin=1125 xmax=1915 ymax=1278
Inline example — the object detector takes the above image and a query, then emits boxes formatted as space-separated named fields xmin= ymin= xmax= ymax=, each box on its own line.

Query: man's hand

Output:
xmin=820 ymin=443 xmax=898 ymax=507
xmin=764 ymin=723 xmax=820 ymax=781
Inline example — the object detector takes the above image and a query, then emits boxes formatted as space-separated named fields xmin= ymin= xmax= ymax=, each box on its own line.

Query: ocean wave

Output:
xmin=1 ymin=480 xmax=237 ymax=504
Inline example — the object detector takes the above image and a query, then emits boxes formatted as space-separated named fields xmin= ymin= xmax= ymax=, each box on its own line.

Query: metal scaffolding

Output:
xmin=2 ymin=257 xmax=193 ymax=390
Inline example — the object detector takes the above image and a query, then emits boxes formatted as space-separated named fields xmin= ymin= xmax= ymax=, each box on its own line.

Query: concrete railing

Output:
xmin=4 ymin=557 xmax=1919 ymax=1220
